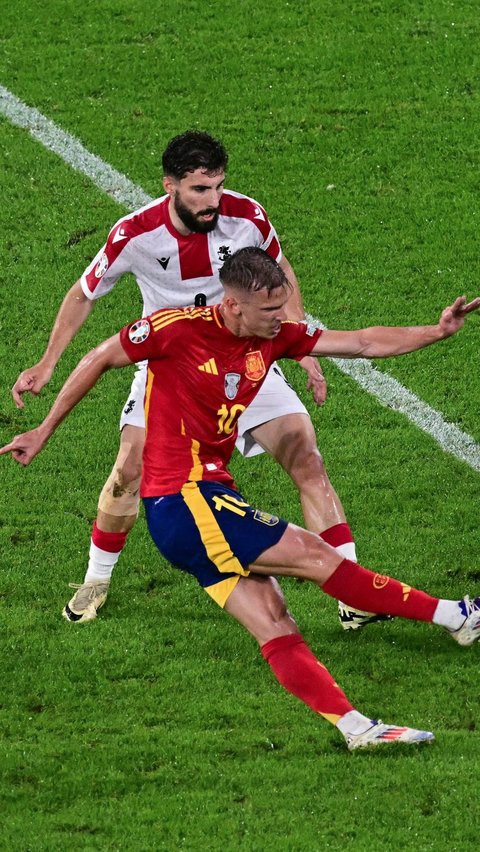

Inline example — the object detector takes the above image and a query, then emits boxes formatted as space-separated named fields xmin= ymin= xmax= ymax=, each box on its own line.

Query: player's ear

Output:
xmin=163 ymin=176 xmax=176 ymax=196
xmin=223 ymin=294 xmax=241 ymax=315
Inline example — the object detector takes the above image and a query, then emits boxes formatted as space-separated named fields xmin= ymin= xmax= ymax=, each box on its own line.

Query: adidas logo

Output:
xmin=198 ymin=358 xmax=218 ymax=375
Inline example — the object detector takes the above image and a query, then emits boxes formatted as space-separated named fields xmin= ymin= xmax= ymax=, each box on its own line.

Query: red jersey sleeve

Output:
xmin=119 ymin=316 xmax=169 ymax=363
xmin=272 ymin=321 xmax=323 ymax=361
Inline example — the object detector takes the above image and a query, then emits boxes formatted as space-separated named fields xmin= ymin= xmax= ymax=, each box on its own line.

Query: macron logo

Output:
xmin=253 ymin=206 xmax=265 ymax=221
xmin=112 ymin=226 xmax=128 ymax=244
xmin=157 ymin=257 xmax=170 ymax=270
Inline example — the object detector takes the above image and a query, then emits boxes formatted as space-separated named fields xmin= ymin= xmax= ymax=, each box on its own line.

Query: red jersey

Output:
xmin=119 ymin=307 xmax=322 ymax=496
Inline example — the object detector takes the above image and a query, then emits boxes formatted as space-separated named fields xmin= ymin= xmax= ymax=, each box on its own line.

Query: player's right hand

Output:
xmin=438 ymin=295 xmax=480 ymax=337
xmin=0 ymin=429 xmax=47 ymax=466
xmin=11 ymin=364 xmax=53 ymax=409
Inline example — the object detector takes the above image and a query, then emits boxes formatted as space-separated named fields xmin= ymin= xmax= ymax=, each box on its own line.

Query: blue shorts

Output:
xmin=143 ymin=480 xmax=288 ymax=607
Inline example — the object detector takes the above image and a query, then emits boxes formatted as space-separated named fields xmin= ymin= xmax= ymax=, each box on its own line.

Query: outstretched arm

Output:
xmin=310 ymin=296 xmax=480 ymax=359
xmin=1 ymin=335 xmax=131 ymax=466
xmin=279 ymin=255 xmax=327 ymax=405
xmin=11 ymin=279 xmax=94 ymax=409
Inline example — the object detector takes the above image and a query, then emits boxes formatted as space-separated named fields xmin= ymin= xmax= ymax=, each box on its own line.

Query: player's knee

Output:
xmin=98 ymin=464 xmax=141 ymax=517
xmin=267 ymin=586 xmax=297 ymax=630
xmin=269 ymin=596 xmax=289 ymax=624
xmin=286 ymin=443 xmax=327 ymax=488
xmin=119 ymin=453 xmax=142 ymax=485
xmin=115 ymin=425 xmax=145 ymax=483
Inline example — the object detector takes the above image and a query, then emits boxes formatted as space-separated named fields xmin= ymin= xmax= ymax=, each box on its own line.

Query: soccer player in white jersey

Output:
xmin=12 ymin=131 xmax=377 ymax=628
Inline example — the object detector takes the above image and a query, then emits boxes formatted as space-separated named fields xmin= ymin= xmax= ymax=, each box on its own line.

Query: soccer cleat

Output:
xmin=346 ymin=720 xmax=435 ymax=751
xmin=338 ymin=602 xmax=394 ymax=631
xmin=447 ymin=596 xmax=480 ymax=647
xmin=62 ymin=580 xmax=110 ymax=623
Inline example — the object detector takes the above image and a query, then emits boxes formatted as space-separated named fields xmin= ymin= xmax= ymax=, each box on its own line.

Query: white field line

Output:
xmin=306 ymin=318 xmax=480 ymax=472
xmin=1 ymin=84 xmax=479 ymax=472
xmin=0 ymin=85 xmax=151 ymax=210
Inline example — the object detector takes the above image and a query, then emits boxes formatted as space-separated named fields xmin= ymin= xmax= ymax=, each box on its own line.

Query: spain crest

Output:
xmin=245 ymin=351 xmax=266 ymax=382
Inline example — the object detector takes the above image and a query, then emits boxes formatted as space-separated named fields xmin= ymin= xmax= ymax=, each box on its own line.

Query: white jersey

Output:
xmin=80 ymin=188 xmax=307 ymax=458
xmin=80 ymin=190 xmax=282 ymax=315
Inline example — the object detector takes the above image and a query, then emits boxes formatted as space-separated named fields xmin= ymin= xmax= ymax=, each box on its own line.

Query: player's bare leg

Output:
xmin=224 ymin=573 xmax=435 ymax=750
xmin=63 ymin=425 xmax=144 ymax=623
xmin=225 ymin=573 xmax=300 ymax=645
xmin=251 ymin=413 xmax=345 ymax=533
xmin=250 ymin=413 xmax=389 ymax=631
xmin=247 ymin=524 xmax=480 ymax=646
xmin=96 ymin=425 xmax=144 ymax=534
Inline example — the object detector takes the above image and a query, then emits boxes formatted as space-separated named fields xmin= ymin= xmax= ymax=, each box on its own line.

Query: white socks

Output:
xmin=335 ymin=541 xmax=357 ymax=561
xmin=84 ymin=542 xmax=119 ymax=584
xmin=336 ymin=710 xmax=373 ymax=737
xmin=432 ymin=598 xmax=467 ymax=632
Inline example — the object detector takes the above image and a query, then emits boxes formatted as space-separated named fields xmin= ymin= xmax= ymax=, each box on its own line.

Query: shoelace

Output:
xmin=455 ymin=596 xmax=480 ymax=630
xmin=68 ymin=582 xmax=108 ymax=608
xmin=465 ymin=596 xmax=480 ymax=617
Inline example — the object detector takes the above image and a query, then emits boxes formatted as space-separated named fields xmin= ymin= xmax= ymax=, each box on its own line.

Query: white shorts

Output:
xmin=119 ymin=363 xmax=308 ymax=458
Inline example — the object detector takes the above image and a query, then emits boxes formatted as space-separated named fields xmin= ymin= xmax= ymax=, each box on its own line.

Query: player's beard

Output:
xmin=174 ymin=194 xmax=220 ymax=234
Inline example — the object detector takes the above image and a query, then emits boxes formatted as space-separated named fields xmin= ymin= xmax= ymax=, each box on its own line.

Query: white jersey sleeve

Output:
xmin=218 ymin=190 xmax=282 ymax=262
xmin=80 ymin=196 xmax=171 ymax=302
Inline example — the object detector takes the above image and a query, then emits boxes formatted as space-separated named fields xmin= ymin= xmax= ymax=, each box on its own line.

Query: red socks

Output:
xmin=91 ymin=521 xmax=128 ymax=554
xmin=323 ymin=559 xmax=439 ymax=622
xmin=85 ymin=521 xmax=129 ymax=582
xmin=320 ymin=523 xmax=354 ymax=549
xmin=261 ymin=633 xmax=354 ymax=723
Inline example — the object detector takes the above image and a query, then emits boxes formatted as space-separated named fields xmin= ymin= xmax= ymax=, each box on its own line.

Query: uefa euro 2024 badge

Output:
xmin=128 ymin=319 xmax=151 ymax=344
xmin=94 ymin=252 xmax=109 ymax=279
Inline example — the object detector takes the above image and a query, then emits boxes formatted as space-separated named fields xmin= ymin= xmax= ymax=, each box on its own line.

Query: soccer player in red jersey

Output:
xmin=11 ymin=131 xmax=367 ymax=628
xmin=3 ymin=247 xmax=480 ymax=751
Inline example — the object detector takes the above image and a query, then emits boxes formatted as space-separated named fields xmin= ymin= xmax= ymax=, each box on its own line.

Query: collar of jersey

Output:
xmin=212 ymin=305 xmax=242 ymax=338
xmin=213 ymin=304 xmax=226 ymax=329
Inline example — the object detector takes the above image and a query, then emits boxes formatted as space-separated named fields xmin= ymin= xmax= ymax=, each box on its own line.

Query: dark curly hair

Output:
xmin=162 ymin=131 xmax=228 ymax=179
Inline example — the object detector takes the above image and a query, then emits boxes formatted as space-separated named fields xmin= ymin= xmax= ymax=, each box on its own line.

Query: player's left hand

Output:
xmin=439 ymin=296 xmax=480 ymax=337
xmin=299 ymin=356 xmax=327 ymax=406
xmin=0 ymin=428 xmax=46 ymax=466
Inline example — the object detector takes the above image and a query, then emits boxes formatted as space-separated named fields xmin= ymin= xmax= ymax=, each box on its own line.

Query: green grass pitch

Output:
xmin=0 ymin=1 xmax=479 ymax=849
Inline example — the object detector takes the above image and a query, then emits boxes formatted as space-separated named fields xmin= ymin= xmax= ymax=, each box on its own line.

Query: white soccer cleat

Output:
xmin=447 ymin=596 xmax=480 ymax=647
xmin=346 ymin=720 xmax=435 ymax=751
xmin=338 ymin=602 xmax=393 ymax=631
xmin=62 ymin=580 xmax=110 ymax=623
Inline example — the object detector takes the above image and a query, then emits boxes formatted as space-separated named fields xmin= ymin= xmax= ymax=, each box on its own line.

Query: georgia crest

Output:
xmin=225 ymin=372 xmax=241 ymax=400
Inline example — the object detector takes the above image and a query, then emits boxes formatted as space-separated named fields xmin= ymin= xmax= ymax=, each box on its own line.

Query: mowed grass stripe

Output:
xmin=1 ymin=82 xmax=479 ymax=473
